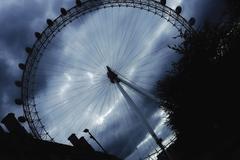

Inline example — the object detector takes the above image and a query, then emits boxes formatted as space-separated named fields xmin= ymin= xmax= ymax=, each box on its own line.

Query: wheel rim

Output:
xmin=20 ymin=0 xmax=194 ymax=158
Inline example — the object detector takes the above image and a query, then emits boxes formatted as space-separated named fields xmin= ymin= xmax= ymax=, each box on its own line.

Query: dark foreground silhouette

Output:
xmin=157 ymin=0 xmax=240 ymax=159
xmin=0 ymin=113 xmax=120 ymax=160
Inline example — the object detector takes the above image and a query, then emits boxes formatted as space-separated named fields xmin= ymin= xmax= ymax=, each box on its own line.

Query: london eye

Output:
xmin=15 ymin=0 xmax=195 ymax=159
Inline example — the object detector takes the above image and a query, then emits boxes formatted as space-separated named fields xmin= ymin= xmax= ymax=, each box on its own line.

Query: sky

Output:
xmin=0 ymin=0 xmax=225 ymax=159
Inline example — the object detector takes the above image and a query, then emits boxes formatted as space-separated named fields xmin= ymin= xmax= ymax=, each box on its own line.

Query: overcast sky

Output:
xmin=0 ymin=0 xmax=225 ymax=159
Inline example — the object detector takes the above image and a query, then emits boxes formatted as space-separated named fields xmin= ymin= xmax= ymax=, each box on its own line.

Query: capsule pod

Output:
xmin=15 ymin=80 xmax=22 ymax=87
xmin=175 ymin=6 xmax=182 ymax=15
xmin=188 ymin=17 xmax=196 ymax=26
xmin=15 ymin=99 xmax=23 ymax=105
xmin=76 ymin=0 xmax=82 ymax=6
xmin=60 ymin=8 xmax=67 ymax=16
xmin=25 ymin=47 xmax=32 ymax=54
xmin=18 ymin=63 xmax=26 ymax=70
xmin=160 ymin=0 xmax=166 ymax=6
xmin=18 ymin=116 xmax=27 ymax=123
xmin=47 ymin=19 xmax=54 ymax=26
xmin=35 ymin=32 xmax=41 ymax=39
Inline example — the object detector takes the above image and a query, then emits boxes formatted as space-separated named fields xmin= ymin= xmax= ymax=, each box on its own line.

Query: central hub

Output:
xmin=106 ymin=66 xmax=120 ymax=83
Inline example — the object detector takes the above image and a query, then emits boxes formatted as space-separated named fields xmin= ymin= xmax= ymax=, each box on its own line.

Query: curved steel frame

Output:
xmin=21 ymin=0 xmax=195 ymax=141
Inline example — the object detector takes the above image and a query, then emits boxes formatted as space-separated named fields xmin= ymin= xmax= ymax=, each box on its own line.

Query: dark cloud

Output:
xmin=0 ymin=0 xmax=77 ymax=120
xmin=102 ymin=118 xmax=148 ymax=158
xmin=0 ymin=57 xmax=19 ymax=118
xmin=181 ymin=0 xmax=226 ymax=27
xmin=0 ymin=1 xmax=59 ymax=120
xmin=0 ymin=0 xmax=228 ymax=159
xmin=0 ymin=1 xmax=40 ymax=120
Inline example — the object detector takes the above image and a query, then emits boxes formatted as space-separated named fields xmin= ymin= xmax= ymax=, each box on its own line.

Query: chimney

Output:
xmin=1 ymin=113 xmax=28 ymax=136
xmin=68 ymin=134 xmax=94 ymax=152
xmin=68 ymin=134 xmax=81 ymax=148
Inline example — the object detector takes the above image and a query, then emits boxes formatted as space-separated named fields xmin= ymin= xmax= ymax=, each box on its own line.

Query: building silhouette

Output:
xmin=0 ymin=113 xmax=120 ymax=160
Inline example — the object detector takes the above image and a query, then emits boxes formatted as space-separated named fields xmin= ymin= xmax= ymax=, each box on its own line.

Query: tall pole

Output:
xmin=83 ymin=129 xmax=108 ymax=154
xmin=116 ymin=82 xmax=170 ymax=160
xmin=89 ymin=132 xmax=108 ymax=154
xmin=106 ymin=66 xmax=170 ymax=160
xmin=116 ymin=82 xmax=160 ymax=143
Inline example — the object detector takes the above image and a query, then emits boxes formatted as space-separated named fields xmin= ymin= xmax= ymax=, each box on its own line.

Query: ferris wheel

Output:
xmin=15 ymin=0 xmax=195 ymax=159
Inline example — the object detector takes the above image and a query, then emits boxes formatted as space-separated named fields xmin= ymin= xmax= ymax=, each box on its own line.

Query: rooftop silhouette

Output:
xmin=0 ymin=113 xmax=120 ymax=160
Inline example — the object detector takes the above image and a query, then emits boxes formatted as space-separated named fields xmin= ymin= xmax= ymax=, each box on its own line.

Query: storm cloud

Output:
xmin=0 ymin=0 xmax=76 ymax=118
xmin=0 ymin=0 xmax=225 ymax=159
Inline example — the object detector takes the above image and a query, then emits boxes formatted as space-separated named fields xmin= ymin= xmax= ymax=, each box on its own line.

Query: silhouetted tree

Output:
xmin=157 ymin=2 xmax=240 ymax=159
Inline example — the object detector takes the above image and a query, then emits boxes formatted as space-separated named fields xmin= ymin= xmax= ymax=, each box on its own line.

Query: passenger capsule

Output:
xmin=60 ymin=8 xmax=67 ymax=16
xmin=25 ymin=47 xmax=32 ymax=54
xmin=15 ymin=81 xmax=22 ymax=87
xmin=160 ymin=0 xmax=166 ymax=6
xmin=175 ymin=6 xmax=182 ymax=15
xmin=189 ymin=17 xmax=196 ymax=26
xmin=47 ymin=19 xmax=54 ymax=26
xmin=35 ymin=32 xmax=41 ymax=39
xmin=18 ymin=116 xmax=27 ymax=123
xmin=15 ymin=99 xmax=23 ymax=105
xmin=18 ymin=63 xmax=26 ymax=70
xmin=76 ymin=0 xmax=82 ymax=6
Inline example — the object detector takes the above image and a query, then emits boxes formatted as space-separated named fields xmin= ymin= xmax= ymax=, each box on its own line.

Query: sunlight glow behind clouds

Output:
xmin=0 ymin=0 xmax=226 ymax=158
xmin=36 ymin=9 xmax=180 ymax=160
xmin=2 ymin=0 xmax=185 ymax=159
xmin=32 ymin=2 xmax=185 ymax=158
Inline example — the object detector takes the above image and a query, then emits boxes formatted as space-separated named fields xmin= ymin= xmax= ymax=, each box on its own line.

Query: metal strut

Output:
xmin=106 ymin=66 xmax=160 ymax=103
xmin=106 ymin=66 xmax=170 ymax=159
xmin=116 ymin=82 xmax=159 ymax=143
xmin=118 ymin=77 xmax=161 ymax=103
